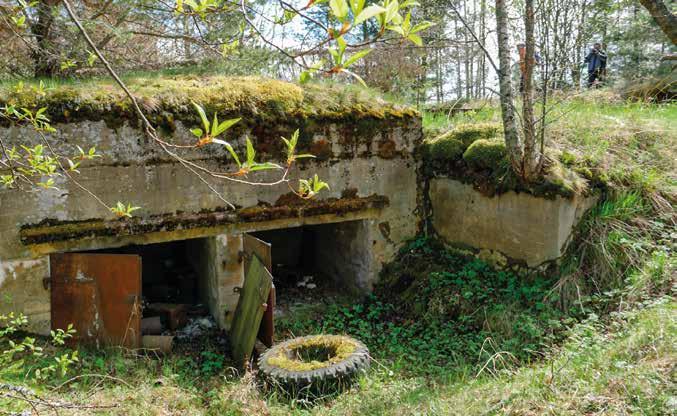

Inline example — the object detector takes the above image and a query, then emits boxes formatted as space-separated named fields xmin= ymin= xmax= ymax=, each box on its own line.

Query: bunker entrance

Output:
xmin=50 ymin=238 xmax=216 ymax=349
xmin=249 ymin=220 xmax=370 ymax=314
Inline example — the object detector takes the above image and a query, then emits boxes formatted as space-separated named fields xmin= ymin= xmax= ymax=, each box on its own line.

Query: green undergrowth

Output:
xmin=277 ymin=238 xmax=580 ymax=378
xmin=559 ymin=189 xmax=675 ymax=311
xmin=3 ymin=298 xmax=672 ymax=415
xmin=2 ymin=231 xmax=673 ymax=414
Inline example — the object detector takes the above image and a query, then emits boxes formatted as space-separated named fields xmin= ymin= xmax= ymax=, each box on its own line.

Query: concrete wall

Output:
xmin=0 ymin=116 xmax=422 ymax=334
xmin=429 ymin=178 xmax=597 ymax=267
xmin=314 ymin=220 xmax=374 ymax=292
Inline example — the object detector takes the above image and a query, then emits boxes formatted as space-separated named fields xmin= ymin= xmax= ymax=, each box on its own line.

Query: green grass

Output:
xmin=2 ymin=297 xmax=673 ymax=415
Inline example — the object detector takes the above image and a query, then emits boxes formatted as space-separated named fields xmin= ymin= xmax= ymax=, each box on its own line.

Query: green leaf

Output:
xmin=407 ymin=33 xmax=423 ymax=46
xmin=290 ymin=129 xmax=299 ymax=148
xmin=191 ymin=128 xmax=204 ymax=138
xmin=210 ymin=112 xmax=219 ymax=137
xmin=391 ymin=12 xmax=403 ymax=25
xmin=411 ymin=21 xmax=434 ymax=34
xmin=223 ymin=142 xmax=241 ymax=167
xmin=385 ymin=0 xmax=399 ymax=22
xmin=354 ymin=5 xmax=385 ymax=25
xmin=245 ymin=137 xmax=256 ymax=165
xmin=191 ymin=101 xmax=210 ymax=133
xmin=213 ymin=118 xmax=240 ymax=137
xmin=402 ymin=11 xmax=411 ymax=31
xmin=349 ymin=0 xmax=365 ymax=15
xmin=337 ymin=36 xmax=347 ymax=54
xmin=249 ymin=162 xmax=283 ymax=171
xmin=343 ymin=48 xmax=372 ymax=68
xmin=87 ymin=51 xmax=98 ymax=67
xmin=387 ymin=25 xmax=405 ymax=36
xmin=299 ymin=71 xmax=312 ymax=84
xmin=343 ymin=69 xmax=368 ymax=87
xmin=329 ymin=47 xmax=340 ymax=63
xmin=329 ymin=0 xmax=349 ymax=20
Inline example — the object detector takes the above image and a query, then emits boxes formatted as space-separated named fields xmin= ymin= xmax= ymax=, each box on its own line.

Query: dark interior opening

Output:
xmin=250 ymin=220 xmax=369 ymax=315
xmin=87 ymin=238 xmax=211 ymax=334
xmin=251 ymin=226 xmax=331 ymax=293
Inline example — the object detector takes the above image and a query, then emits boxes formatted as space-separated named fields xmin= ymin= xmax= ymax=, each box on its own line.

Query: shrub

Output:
xmin=462 ymin=139 xmax=507 ymax=170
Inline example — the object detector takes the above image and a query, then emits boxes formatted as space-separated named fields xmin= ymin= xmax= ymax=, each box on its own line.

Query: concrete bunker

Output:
xmin=45 ymin=218 xmax=373 ymax=348
xmin=0 ymin=77 xmax=422 ymax=349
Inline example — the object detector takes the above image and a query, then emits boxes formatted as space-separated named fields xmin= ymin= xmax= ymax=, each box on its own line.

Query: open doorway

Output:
xmin=50 ymin=238 xmax=217 ymax=349
xmin=249 ymin=220 xmax=371 ymax=317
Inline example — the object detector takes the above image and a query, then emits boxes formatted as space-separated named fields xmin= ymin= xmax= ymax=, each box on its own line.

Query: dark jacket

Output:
xmin=585 ymin=49 xmax=607 ymax=73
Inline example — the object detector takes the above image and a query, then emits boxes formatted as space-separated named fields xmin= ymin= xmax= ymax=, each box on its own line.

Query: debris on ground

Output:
xmin=175 ymin=316 xmax=216 ymax=340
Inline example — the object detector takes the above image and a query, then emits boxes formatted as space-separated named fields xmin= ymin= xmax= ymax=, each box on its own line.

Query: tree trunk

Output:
xmin=639 ymin=0 xmax=677 ymax=45
xmin=494 ymin=0 xmax=523 ymax=174
xmin=31 ymin=0 xmax=62 ymax=78
xmin=521 ymin=0 xmax=540 ymax=180
xmin=182 ymin=15 xmax=192 ymax=60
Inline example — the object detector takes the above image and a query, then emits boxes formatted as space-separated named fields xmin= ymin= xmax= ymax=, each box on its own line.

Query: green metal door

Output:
xmin=229 ymin=254 xmax=273 ymax=366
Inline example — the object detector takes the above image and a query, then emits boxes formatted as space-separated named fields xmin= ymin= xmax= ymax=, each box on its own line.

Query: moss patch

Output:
xmin=423 ymin=136 xmax=465 ymax=162
xmin=422 ymin=122 xmax=502 ymax=164
xmin=421 ymin=121 xmax=589 ymax=199
xmin=267 ymin=335 xmax=358 ymax=372
xmin=0 ymin=76 xmax=417 ymax=128
xmin=1 ymin=77 xmax=421 ymax=162
xmin=434 ymin=122 xmax=501 ymax=147
xmin=462 ymin=139 xmax=507 ymax=170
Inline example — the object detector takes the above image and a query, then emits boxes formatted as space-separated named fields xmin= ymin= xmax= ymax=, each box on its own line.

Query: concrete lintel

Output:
xmin=22 ymin=208 xmax=382 ymax=259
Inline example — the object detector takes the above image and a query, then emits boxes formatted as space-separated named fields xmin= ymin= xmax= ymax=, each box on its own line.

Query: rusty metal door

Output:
xmin=243 ymin=234 xmax=275 ymax=347
xmin=50 ymin=253 xmax=142 ymax=348
xmin=230 ymin=255 xmax=273 ymax=366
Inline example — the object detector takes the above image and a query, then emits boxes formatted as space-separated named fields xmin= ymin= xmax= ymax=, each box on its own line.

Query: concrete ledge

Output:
xmin=19 ymin=195 xmax=388 ymax=252
xmin=430 ymin=178 xmax=597 ymax=266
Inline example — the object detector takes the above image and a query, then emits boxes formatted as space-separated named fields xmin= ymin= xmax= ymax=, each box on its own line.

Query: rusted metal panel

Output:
xmin=50 ymin=253 xmax=142 ymax=348
xmin=259 ymin=286 xmax=275 ymax=347
xmin=229 ymin=255 xmax=273 ymax=366
xmin=244 ymin=234 xmax=275 ymax=347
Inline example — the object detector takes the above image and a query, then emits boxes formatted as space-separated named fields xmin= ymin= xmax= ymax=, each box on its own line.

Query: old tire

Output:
xmin=257 ymin=334 xmax=369 ymax=397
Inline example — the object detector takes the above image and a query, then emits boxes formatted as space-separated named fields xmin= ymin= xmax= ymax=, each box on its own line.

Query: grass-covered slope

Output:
xmin=423 ymin=90 xmax=676 ymax=199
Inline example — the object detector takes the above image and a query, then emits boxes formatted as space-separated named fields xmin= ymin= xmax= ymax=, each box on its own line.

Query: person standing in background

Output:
xmin=585 ymin=43 xmax=607 ymax=88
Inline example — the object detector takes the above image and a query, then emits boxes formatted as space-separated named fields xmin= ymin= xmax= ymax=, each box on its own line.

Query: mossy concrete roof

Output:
xmin=0 ymin=76 xmax=418 ymax=126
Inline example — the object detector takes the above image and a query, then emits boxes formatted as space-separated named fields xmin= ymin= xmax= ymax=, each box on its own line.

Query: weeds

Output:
xmin=278 ymin=238 xmax=577 ymax=377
